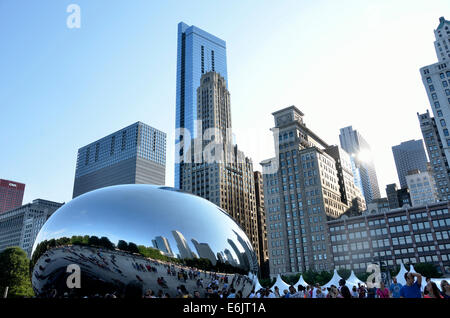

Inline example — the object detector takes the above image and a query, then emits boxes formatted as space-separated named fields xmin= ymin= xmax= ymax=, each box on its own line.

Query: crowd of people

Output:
xmin=248 ymin=272 xmax=450 ymax=299
xmin=33 ymin=245 xmax=449 ymax=299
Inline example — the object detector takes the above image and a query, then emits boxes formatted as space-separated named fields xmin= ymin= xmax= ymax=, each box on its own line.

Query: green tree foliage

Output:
xmin=281 ymin=273 xmax=300 ymax=285
xmin=100 ymin=237 xmax=115 ymax=250
xmin=0 ymin=247 xmax=34 ymax=298
xmin=259 ymin=277 xmax=276 ymax=288
xmin=127 ymin=242 xmax=140 ymax=254
xmin=356 ymin=272 xmax=370 ymax=282
xmin=337 ymin=268 xmax=351 ymax=280
xmin=117 ymin=240 xmax=128 ymax=251
xmin=414 ymin=263 xmax=442 ymax=278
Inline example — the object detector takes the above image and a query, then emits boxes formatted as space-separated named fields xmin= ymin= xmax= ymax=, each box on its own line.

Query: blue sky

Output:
xmin=1 ymin=0 xmax=449 ymax=205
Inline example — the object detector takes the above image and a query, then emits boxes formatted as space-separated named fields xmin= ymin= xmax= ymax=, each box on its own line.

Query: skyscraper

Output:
xmin=73 ymin=122 xmax=166 ymax=198
xmin=180 ymin=72 xmax=260 ymax=262
xmin=0 ymin=199 xmax=63 ymax=257
xmin=417 ymin=110 xmax=450 ymax=201
xmin=406 ymin=168 xmax=439 ymax=207
xmin=0 ymin=179 xmax=25 ymax=214
xmin=420 ymin=17 xmax=450 ymax=169
xmin=339 ymin=126 xmax=381 ymax=204
xmin=262 ymin=106 xmax=366 ymax=276
xmin=254 ymin=171 xmax=270 ymax=277
xmin=175 ymin=22 xmax=228 ymax=189
xmin=392 ymin=140 xmax=428 ymax=189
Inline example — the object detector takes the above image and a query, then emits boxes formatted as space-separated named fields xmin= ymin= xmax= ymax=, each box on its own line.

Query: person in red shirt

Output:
xmin=424 ymin=281 xmax=444 ymax=298
xmin=376 ymin=282 xmax=390 ymax=298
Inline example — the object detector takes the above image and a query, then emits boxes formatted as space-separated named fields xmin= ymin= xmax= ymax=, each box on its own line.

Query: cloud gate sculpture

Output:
xmin=31 ymin=185 xmax=258 ymax=298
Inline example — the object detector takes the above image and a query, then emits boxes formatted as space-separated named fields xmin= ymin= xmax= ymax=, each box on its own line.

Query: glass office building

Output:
xmin=175 ymin=22 xmax=228 ymax=188
xmin=73 ymin=122 xmax=166 ymax=198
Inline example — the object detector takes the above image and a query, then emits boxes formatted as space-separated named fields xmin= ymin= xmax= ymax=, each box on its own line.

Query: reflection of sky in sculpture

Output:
xmin=32 ymin=185 xmax=256 ymax=271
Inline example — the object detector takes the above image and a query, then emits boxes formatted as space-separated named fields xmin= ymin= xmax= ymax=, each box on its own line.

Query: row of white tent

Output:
xmin=248 ymin=263 xmax=447 ymax=293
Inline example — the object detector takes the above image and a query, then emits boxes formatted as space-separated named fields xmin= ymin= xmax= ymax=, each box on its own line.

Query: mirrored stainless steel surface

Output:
xmin=31 ymin=185 xmax=258 ymax=298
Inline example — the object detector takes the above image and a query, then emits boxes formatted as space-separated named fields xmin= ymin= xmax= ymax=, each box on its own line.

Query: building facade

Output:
xmin=254 ymin=171 xmax=270 ymax=277
xmin=73 ymin=122 xmax=166 ymax=198
xmin=328 ymin=201 xmax=450 ymax=275
xmin=420 ymin=17 xmax=450 ymax=173
xmin=0 ymin=179 xmax=25 ymax=214
xmin=366 ymin=198 xmax=390 ymax=215
xmin=180 ymin=72 xmax=260 ymax=263
xmin=406 ymin=169 xmax=439 ymax=207
xmin=0 ymin=199 xmax=63 ymax=257
xmin=261 ymin=106 xmax=366 ymax=276
xmin=175 ymin=22 xmax=228 ymax=189
xmin=386 ymin=184 xmax=412 ymax=210
xmin=392 ymin=140 xmax=428 ymax=189
xmin=339 ymin=126 xmax=381 ymax=204
xmin=418 ymin=110 xmax=450 ymax=201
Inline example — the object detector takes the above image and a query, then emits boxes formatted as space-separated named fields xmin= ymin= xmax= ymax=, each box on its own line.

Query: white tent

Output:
xmin=270 ymin=274 xmax=291 ymax=293
xmin=322 ymin=269 xmax=344 ymax=289
xmin=394 ymin=263 xmax=409 ymax=286
xmin=294 ymin=275 xmax=309 ymax=289
xmin=409 ymin=264 xmax=417 ymax=274
xmin=253 ymin=276 xmax=264 ymax=293
xmin=347 ymin=270 xmax=364 ymax=288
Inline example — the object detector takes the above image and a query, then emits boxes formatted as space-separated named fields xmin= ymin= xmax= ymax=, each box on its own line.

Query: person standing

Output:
xmin=274 ymin=286 xmax=281 ymax=298
xmin=400 ymin=272 xmax=422 ymax=298
xmin=376 ymin=282 xmax=390 ymax=298
xmin=440 ymin=280 xmax=450 ymax=298
xmin=358 ymin=284 xmax=367 ymax=298
xmin=338 ymin=279 xmax=351 ymax=299
xmin=389 ymin=277 xmax=402 ymax=298
xmin=351 ymin=286 xmax=359 ymax=298
xmin=366 ymin=284 xmax=377 ymax=298
xmin=424 ymin=281 xmax=443 ymax=298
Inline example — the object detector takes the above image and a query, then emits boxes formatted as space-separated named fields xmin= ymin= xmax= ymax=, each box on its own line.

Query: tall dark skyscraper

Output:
xmin=339 ymin=126 xmax=381 ymax=204
xmin=73 ymin=122 xmax=166 ymax=198
xmin=0 ymin=179 xmax=25 ymax=214
xmin=175 ymin=22 xmax=228 ymax=189
xmin=392 ymin=140 xmax=428 ymax=189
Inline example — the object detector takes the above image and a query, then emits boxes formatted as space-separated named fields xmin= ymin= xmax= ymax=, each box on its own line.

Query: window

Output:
xmin=441 ymin=119 xmax=447 ymax=127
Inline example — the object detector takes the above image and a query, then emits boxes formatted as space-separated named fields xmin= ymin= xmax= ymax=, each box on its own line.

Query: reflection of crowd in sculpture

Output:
xmin=34 ymin=244 xmax=450 ymax=299
xmin=33 ymin=244 xmax=253 ymax=298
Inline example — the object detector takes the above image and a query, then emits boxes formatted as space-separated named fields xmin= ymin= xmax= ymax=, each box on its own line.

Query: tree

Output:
xmin=0 ymin=247 xmax=34 ymax=298
xmin=337 ymin=268 xmax=351 ymax=280
xmin=88 ymin=236 xmax=100 ymax=247
xmin=414 ymin=263 xmax=442 ymax=278
xmin=99 ymin=237 xmax=115 ymax=250
xmin=127 ymin=242 xmax=140 ymax=254
xmin=117 ymin=240 xmax=128 ymax=251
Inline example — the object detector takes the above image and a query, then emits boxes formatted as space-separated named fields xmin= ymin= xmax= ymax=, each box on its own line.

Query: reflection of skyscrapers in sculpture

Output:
xmin=232 ymin=229 xmax=259 ymax=272
xmin=191 ymin=239 xmax=217 ymax=265
xmin=171 ymin=230 xmax=195 ymax=259
xmin=339 ymin=126 xmax=381 ymax=203
xmin=227 ymin=239 xmax=247 ymax=269
xmin=152 ymin=236 xmax=174 ymax=257
xmin=223 ymin=249 xmax=238 ymax=267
